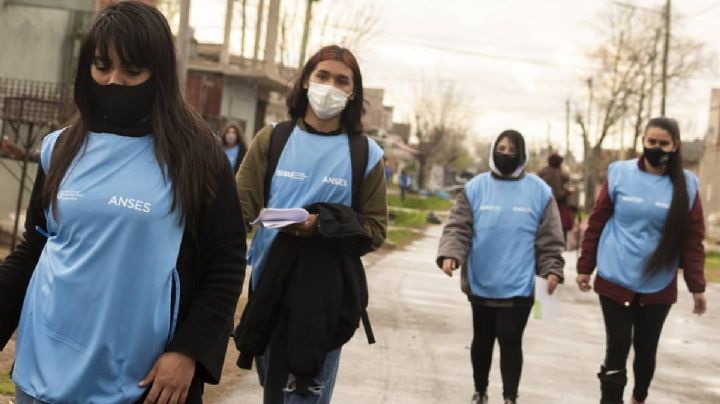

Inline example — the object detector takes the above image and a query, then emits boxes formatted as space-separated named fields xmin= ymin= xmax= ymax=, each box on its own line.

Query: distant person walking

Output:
xmin=576 ymin=117 xmax=707 ymax=404
xmin=437 ymin=130 xmax=565 ymax=404
xmin=538 ymin=153 xmax=576 ymax=243
xmin=399 ymin=170 xmax=412 ymax=201
xmin=234 ymin=45 xmax=387 ymax=404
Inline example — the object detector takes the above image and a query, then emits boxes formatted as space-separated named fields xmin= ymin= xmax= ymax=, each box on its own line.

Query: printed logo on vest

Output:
xmin=479 ymin=205 xmax=502 ymax=211
xmin=322 ymin=176 xmax=348 ymax=187
xmin=276 ymin=170 xmax=308 ymax=181
xmin=512 ymin=206 xmax=532 ymax=213
xmin=58 ymin=190 xmax=84 ymax=201
xmin=108 ymin=196 xmax=152 ymax=213
xmin=620 ymin=195 xmax=644 ymax=204
xmin=654 ymin=201 xmax=670 ymax=209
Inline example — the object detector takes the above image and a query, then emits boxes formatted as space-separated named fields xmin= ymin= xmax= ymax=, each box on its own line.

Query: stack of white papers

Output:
xmin=250 ymin=208 xmax=310 ymax=229
xmin=533 ymin=277 xmax=559 ymax=321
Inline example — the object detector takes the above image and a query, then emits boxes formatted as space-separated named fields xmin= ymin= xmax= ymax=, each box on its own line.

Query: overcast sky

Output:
xmin=188 ymin=0 xmax=720 ymax=157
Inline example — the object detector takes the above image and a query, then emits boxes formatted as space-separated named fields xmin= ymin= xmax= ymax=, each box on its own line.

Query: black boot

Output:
xmin=597 ymin=366 xmax=627 ymax=404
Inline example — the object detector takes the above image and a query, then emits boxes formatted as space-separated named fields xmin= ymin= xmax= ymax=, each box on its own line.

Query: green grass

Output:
xmin=706 ymin=250 xmax=720 ymax=283
xmin=387 ymin=229 xmax=422 ymax=249
xmin=0 ymin=372 xmax=14 ymax=395
xmin=388 ymin=194 xmax=453 ymax=211
xmin=390 ymin=209 xmax=427 ymax=227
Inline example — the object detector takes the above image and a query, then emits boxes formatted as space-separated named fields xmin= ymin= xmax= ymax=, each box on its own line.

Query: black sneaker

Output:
xmin=471 ymin=391 xmax=488 ymax=404
xmin=504 ymin=398 xmax=518 ymax=404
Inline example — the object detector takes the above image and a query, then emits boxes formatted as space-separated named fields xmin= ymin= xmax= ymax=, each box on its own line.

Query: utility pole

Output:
xmin=584 ymin=77 xmax=595 ymax=212
xmin=241 ymin=0 xmax=247 ymax=57
xmin=648 ymin=28 xmax=661 ymax=120
xmin=586 ymin=77 xmax=593 ymax=136
xmin=221 ymin=0 xmax=234 ymax=65
xmin=299 ymin=0 xmax=319 ymax=68
xmin=253 ymin=0 xmax=265 ymax=61
xmin=177 ymin=0 xmax=191 ymax=89
xmin=565 ymin=98 xmax=571 ymax=156
xmin=620 ymin=100 xmax=627 ymax=160
xmin=264 ymin=0 xmax=281 ymax=66
xmin=660 ymin=0 xmax=671 ymax=116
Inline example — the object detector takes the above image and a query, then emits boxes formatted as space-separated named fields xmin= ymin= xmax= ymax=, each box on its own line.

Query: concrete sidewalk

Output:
xmin=209 ymin=225 xmax=720 ymax=403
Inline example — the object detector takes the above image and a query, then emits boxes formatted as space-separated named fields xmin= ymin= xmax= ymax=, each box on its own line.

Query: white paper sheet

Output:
xmin=250 ymin=208 xmax=310 ymax=229
xmin=533 ymin=277 xmax=559 ymax=321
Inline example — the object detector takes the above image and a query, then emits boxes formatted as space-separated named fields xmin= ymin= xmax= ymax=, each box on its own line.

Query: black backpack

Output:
xmin=262 ymin=120 xmax=375 ymax=344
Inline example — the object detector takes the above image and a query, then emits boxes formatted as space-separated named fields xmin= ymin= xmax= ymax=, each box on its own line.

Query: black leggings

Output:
xmin=471 ymin=303 xmax=531 ymax=400
xmin=600 ymin=296 xmax=671 ymax=402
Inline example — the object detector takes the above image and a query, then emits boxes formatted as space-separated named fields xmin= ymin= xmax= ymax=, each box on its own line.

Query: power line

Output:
xmin=379 ymin=30 xmax=572 ymax=56
xmin=378 ymin=36 xmax=590 ymax=72
xmin=680 ymin=0 xmax=720 ymax=18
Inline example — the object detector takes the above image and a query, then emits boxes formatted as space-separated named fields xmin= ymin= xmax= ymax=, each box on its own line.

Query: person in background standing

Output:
xmin=538 ymin=153 xmax=576 ymax=244
xmin=221 ymin=124 xmax=247 ymax=174
xmin=399 ymin=170 xmax=411 ymax=201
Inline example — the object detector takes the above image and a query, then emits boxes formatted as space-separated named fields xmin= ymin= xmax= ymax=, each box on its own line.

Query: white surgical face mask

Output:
xmin=307 ymin=82 xmax=350 ymax=120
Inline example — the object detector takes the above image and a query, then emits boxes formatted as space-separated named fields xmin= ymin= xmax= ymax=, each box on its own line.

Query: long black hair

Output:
xmin=644 ymin=117 xmax=689 ymax=274
xmin=42 ymin=1 xmax=225 ymax=229
xmin=286 ymin=45 xmax=364 ymax=136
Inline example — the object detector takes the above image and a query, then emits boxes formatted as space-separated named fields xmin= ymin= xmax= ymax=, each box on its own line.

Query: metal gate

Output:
xmin=0 ymin=78 xmax=72 ymax=250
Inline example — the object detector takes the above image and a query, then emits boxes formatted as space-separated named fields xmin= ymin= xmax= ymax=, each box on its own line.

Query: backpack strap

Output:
xmin=263 ymin=121 xmax=296 ymax=206
xmin=348 ymin=133 xmax=369 ymax=212
xmin=348 ymin=133 xmax=374 ymax=344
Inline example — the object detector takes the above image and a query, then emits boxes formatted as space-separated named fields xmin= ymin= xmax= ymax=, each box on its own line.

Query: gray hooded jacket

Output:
xmin=436 ymin=135 xmax=565 ymax=305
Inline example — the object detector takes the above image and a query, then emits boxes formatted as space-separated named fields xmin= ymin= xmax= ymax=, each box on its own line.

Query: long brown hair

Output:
xmin=286 ymin=45 xmax=364 ymax=136
xmin=644 ymin=117 xmax=689 ymax=274
xmin=221 ymin=124 xmax=246 ymax=150
xmin=41 ymin=1 xmax=225 ymax=229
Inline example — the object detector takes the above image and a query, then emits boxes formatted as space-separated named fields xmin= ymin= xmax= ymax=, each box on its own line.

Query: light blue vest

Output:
xmin=464 ymin=173 xmax=552 ymax=298
xmin=14 ymin=130 xmax=184 ymax=403
xmin=597 ymin=159 xmax=699 ymax=293
xmin=247 ymin=126 xmax=383 ymax=288
xmin=224 ymin=144 xmax=240 ymax=166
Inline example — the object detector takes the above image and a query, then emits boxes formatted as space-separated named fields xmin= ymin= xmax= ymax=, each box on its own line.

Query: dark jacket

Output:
xmin=234 ymin=203 xmax=373 ymax=380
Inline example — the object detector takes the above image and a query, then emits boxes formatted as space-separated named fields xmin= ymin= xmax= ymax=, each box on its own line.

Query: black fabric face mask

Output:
xmin=90 ymin=78 xmax=154 ymax=125
xmin=493 ymin=151 xmax=520 ymax=175
xmin=643 ymin=146 xmax=673 ymax=167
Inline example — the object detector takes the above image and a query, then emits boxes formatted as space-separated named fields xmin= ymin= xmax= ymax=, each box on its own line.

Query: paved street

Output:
xmin=208 ymin=225 xmax=720 ymax=403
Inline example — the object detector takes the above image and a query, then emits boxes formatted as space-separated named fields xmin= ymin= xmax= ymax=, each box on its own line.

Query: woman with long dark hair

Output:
xmin=576 ymin=117 xmax=707 ymax=404
xmin=437 ymin=130 xmax=565 ymax=404
xmin=0 ymin=2 xmax=246 ymax=403
xmin=234 ymin=45 xmax=387 ymax=404
xmin=221 ymin=124 xmax=247 ymax=174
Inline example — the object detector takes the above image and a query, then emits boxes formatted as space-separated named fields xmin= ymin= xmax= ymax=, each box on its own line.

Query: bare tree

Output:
xmin=412 ymin=81 xmax=469 ymax=189
xmin=312 ymin=0 xmax=382 ymax=55
xmin=156 ymin=0 xmax=181 ymax=30
xmin=577 ymin=3 xmax=712 ymax=210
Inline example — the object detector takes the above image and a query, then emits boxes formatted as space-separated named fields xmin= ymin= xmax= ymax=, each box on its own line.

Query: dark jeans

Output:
xmin=599 ymin=296 xmax=671 ymax=402
xmin=256 ymin=316 xmax=342 ymax=404
xmin=471 ymin=303 xmax=531 ymax=400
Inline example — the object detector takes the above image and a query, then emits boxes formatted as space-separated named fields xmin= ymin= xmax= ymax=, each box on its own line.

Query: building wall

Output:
xmin=221 ymin=77 xmax=258 ymax=146
xmin=363 ymin=88 xmax=390 ymax=134
xmin=0 ymin=5 xmax=72 ymax=83
xmin=698 ymin=89 xmax=720 ymax=239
